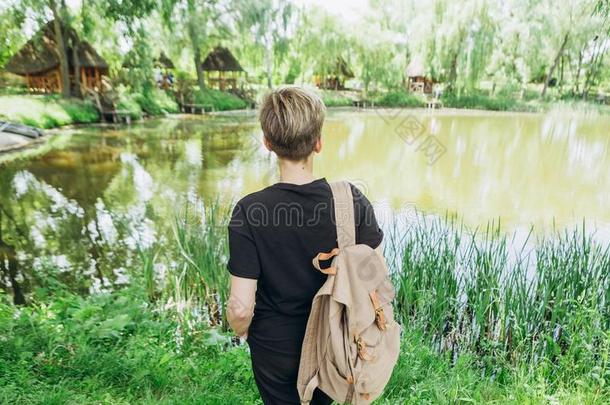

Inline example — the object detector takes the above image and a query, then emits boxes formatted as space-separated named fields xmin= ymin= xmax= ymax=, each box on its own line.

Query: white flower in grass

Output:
xmin=30 ymin=227 xmax=46 ymax=248
xmin=174 ymin=325 xmax=184 ymax=352
xmin=12 ymin=171 xmax=36 ymax=197
xmin=89 ymin=277 xmax=112 ymax=295
xmin=52 ymin=255 xmax=71 ymax=273
xmin=154 ymin=262 xmax=167 ymax=284
xmin=113 ymin=267 xmax=130 ymax=285
xmin=84 ymin=259 xmax=97 ymax=276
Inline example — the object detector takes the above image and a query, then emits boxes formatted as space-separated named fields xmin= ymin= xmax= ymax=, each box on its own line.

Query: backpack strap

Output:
xmin=329 ymin=181 xmax=356 ymax=249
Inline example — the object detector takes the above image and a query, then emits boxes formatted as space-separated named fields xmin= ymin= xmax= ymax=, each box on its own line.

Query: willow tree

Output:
xmin=0 ymin=7 xmax=26 ymax=69
xmin=235 ymin=0 xmax=293 ymax=88
xmin=10 ymin=0 xmax=74 ymax=98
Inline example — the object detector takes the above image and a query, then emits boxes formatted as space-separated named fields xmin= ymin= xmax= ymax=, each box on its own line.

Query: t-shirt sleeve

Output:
xmin=351 ymin=184 xmax=384 ymax=249
xmin=227 ymin=202 xmax=261 ymax=279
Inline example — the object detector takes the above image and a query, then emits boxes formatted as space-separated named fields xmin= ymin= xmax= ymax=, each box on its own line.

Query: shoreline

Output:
xmin=2 ymin=102 xmax=608 ymax=155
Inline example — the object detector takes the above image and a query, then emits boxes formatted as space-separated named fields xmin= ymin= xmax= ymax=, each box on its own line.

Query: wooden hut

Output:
xmin=201 ymin=46 xmax=245 ymax=91
xmin=154 ymin=52 xmax=175 ymax=69
xmin=314 ymin=57 xmax=354 ymax=90
xmin=5 ymin=20 xmax=108 ymax=95
xmin=406 ymin=56 xmax=434 ymax=94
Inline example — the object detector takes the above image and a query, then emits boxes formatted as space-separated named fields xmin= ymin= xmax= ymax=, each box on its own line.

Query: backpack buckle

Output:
xmin=369 ymin=290 xmax=388 ymax=331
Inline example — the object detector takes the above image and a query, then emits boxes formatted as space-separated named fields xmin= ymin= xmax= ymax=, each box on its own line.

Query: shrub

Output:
xmin=193 ymin=89 xmax=247 ymax=111
xmin=322 ymin=94 xmax=353 ymax=107
xmin=59 ymin=99 xmax=99 ymax=123
xmin=441 ymin=91 xmax=534 ymax=112
xmin=134 ymin=88 xmax=179 ymax=116
xmin=116 ymin=94 xmax=143 ymax=120
xmin=0 ymin=95 xmax=99 ymax=129
xmin=374 ymin=91 xmax=426 ymax=107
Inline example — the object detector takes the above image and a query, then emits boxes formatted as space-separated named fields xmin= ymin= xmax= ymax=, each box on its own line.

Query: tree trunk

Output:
xmin=194 ymin=47 xmax=206 ymax=92
xmin=187 ymin=0 xmax=206 ymax=93
xmin=582 ymin=39 xmax=606 ymax=99
xmin=541 ymin=32 xmax=569 ymax=98
xmin=72 ymin=37 xmax=82 ymax=97
xmin=573 ymin=50 xmax=583 ymax=94
xmin=50 ymin=0 xmax=71 ymax=98
xmin=0 ymin=213 xmax=26 ymax=305
xmin=264 ymin=42 xmax=273 ymax=89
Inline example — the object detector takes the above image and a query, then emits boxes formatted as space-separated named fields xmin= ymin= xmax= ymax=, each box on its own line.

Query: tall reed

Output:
xmin=392 ymin=214 xmax=610 ymax=381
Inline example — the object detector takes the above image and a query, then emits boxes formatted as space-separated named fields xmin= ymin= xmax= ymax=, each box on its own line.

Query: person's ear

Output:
xmin=314 ymin=137 xmax=322 ymax=153
xmin=263 ymin=136 xmax=272 ymax=152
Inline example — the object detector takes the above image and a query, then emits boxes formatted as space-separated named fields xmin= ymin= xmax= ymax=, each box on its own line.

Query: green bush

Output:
xmin=442 ymin=91 xmax=534 ymax=112
xmin=59 ymin=99 xmax=99 ymax=123
xmin=0 ymin=95 xmax=100 ymax=129
xmin=193 ymin=89 xmax=247 ymax=111
xmin=134 ymin=89 xmax=179 ymax=116
xmin=322 ymin=94 xmax=353 ymax=107
xmin=116 ymin=92 xmax=144 ymax=120
xmin=374 ymin=91 xmax=426 ymax=107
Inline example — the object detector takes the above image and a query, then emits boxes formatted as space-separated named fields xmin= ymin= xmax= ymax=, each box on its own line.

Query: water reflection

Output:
xmin=1 ymin=109 xmax=609 ymax=301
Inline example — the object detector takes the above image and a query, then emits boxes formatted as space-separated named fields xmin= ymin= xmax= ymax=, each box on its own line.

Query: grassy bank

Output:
xmin=319 ymin=89 xmax=609 ymax=113
xmin=0 ymin=88 xmax=249 ymax=130
xmin=1 ymin=287 xmax=606 ymax=404
xmin=0 ymin=95 xmax=99 ymax=129
xmin=193 ymin=89 xmax=248 ymax=111
xmin=2 ymin=198 xmax=610 ymax=403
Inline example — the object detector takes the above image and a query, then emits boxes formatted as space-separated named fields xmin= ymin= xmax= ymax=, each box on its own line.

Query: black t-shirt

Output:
xmin=227 ymin=178 xmax=383 ymax=353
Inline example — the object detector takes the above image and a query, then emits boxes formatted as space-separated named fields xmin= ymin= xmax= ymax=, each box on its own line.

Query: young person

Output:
xmin=226 ymin=86 xmax=383 ymax=405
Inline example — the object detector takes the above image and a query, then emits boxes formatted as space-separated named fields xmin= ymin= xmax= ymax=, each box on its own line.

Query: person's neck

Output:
xmin=278 ymin=155 xmax=316 ymax=185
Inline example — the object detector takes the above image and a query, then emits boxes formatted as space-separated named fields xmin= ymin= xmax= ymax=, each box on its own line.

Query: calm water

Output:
xmin=2 ymin=108 xmax=610 ymax=230
xmin=1 ymin=108 xmax=610 ymax=297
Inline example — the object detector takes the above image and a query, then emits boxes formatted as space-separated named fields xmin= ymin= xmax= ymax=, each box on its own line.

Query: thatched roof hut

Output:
xmin=5 ymin=20 xmax=108 ymax=94
xmin=315 ymin=56 xmax=354 ymax=90
xmin=405 ymin=56 xmax=434 ymax=94
xmin=405 ymin=56 xmax=425 ymax=78
xmin=201 ymin=46 xmax=245 ymax=91
xmin=154 ymin=52 xmax=174 ymax=69
xmin=201 ymin=46 xmax=244 ymax=72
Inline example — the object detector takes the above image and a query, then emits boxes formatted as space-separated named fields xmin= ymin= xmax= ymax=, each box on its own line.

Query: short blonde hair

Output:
xmin=259 ymin=86 xmax=326 ymax=161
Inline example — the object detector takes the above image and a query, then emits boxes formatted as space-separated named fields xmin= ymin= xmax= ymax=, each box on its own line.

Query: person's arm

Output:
xmin=227 ymin=275 xmax=257 ymax=338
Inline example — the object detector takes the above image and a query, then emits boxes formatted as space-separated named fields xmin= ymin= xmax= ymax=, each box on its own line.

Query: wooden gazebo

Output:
xmin=201 ymin=46 xmax=245 ymax=91
xmin=154 ymin=52 xmax=174 ymax=69
xmin=405 ymin=56 xmax=434 ymax=94
xmin=5 ymin=20 xmax=108 ymax=95
xmin=314 ymin=57 xmax=354 ymax=90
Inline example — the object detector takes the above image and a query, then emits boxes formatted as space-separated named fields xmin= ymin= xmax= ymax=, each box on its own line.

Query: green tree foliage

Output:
xmin=1 ymin=0 xmax=609 ymax=100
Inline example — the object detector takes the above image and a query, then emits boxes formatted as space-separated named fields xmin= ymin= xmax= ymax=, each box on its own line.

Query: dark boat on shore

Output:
xmin=0 ymin=121 xmax=45 ymax=152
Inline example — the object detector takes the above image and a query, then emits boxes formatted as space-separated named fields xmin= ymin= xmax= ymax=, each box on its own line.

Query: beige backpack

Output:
xmin=298 ymin=181 xmax=401 ymax=404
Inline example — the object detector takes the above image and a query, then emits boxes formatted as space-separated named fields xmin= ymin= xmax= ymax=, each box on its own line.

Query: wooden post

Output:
xmin=56 ymin=69 xmax=62 ymax=94
xmin=81 ymin=67 xmax=86 ymax=92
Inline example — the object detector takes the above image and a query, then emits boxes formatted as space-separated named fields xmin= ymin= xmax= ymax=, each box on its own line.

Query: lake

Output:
xmin=1 ymin=107 xmax=609 ymax=296
xmin=4 ymin=108 xmax=610 ymax=227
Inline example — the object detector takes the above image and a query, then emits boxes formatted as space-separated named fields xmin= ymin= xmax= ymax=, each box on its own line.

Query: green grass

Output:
xmin=441 ymin=91 xmax=536 ymax=112
xmin=373 ymin=91 xmax=427 ymax=108
xmin=1 ymin=287 xmax=607 ymax=404
xmin=322 ymin=93 xmax=353 ymax=107
xmin=134 ymin=89 xmax=179 ymax=116
xmin=0 ymin=95 xmax=99 ymax=129
xmin=2 ymin=199 xmax=610 ymax=403
xmin=193 ymin=89 xmax=248 ymax=111
xmin=391 ymin=216 xmax=610 ymax=383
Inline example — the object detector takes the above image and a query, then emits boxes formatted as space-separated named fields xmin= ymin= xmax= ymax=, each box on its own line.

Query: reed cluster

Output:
xmin=391 ymin=215 xmax=610 ymax=381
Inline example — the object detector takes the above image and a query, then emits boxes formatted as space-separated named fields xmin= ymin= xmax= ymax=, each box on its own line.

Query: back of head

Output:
xmin=259 ymin=86 xmax=326 ymax=161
